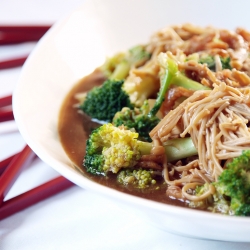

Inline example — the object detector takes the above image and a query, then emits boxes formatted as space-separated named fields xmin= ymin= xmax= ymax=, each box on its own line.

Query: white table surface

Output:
xmin=0 ymin=1 xmax=250 ymax=249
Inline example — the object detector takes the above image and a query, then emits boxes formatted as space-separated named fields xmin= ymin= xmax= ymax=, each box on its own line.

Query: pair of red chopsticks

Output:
xmin=0 ymin=25 xmax=75 ymax=220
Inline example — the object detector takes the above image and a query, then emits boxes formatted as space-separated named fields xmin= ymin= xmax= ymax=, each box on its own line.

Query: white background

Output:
xmin=0 ymin=0 xmax=250 ymax=249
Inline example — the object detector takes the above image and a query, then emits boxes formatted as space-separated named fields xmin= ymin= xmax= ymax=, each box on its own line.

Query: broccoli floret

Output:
xmin=122 ymin=68 xmax=160 ymax=107
xmin=199 ymin=56 xmax=232 ymax=71
xmin=214 ymin=150 xmax=250 ymax=216
xmin=83 ymin=152 xmax=104 ymax=176
xmin=220 ymin=57 xmax=232 ymax=70
xmin=101 ymin=45 xmax=151 ymax=80
xmin=117 ymin=168 xmax=157 ymax=189
xmin=198 ymin=56 xmax=215 ymax=69
xmin=189 ymin=183 xmax=214 ymax=210
xmin=96 ymin=46 xmax=153 ymax=111
xmin=190 ymin=150 xmax=250 ymax=215
xmin=148 ymin=53 xmax=210 ymax=117
xmin=84 ymin=123 xmax=141 ymax=175
xmin=100 ymin=52 xmax=125 ymax=78
xmin=123 ymin=65 xmax=160 ymax=107
xmin=112 ymin=100 xmax=160 ymax=142
xmin=189 ymin=183 xmax=232 ymax=214
xmin=83 ymin=123 xmax=197 ymax=176
xmin=80 ymin=79 xmax=133 ymax=122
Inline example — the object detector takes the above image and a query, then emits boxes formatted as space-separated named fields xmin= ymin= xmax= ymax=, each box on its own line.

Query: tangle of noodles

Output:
xmin=150 ymin=82 xmax=250 ymax=202
xmin=131 ymin=25 xmax=250 ymax=207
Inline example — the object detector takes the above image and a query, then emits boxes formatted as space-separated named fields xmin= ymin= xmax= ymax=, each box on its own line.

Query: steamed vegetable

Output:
xmin=80 ymin=79 xmax=133 ymax=122
xmin=83 ymin=123 xmax=197 ymax=176
xmin=112 ymin=100 xmax=160 ymax=142
xmin=148 ymin=53 xmax=210 ymax=117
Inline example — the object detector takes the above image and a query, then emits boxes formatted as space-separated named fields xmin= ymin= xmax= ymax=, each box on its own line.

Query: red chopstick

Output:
xmin=0 ymin=95 xmax=14 ymax=122
xmin=0 ymin=32 xmax=46 ymax=45
xmin=0 ymin=95 xmax=12 ymax=108
xmin=0 ymin=25 xmax=51 ymax=33
xmin=0 ymin=147 xmax=75 ymax=220
xmin=0 ymin=153 xmax=18 ymax=175
xmin=0 ymin=56 xmax=27 ymax=69
xmin=0 ymin=145 xmax=35 ymax=205
xmin=0 ymin=110 xmax=14 ymax=122
xmin=0 ymin=176 xmax=74 ymax=220
xmin=0 ymin=25 xmax=51 ymax=45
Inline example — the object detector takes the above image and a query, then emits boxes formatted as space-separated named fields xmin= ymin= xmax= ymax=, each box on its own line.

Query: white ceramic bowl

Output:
xmin=13 ymin=0 xmax=250 ymax=242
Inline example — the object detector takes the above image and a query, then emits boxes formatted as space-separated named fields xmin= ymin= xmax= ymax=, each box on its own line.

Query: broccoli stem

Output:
xmin=148 ymin=56 xmax=210 ymax=117
xmin=148 ymin=58 xmax=177 ymax=117
xmin=163 ymin=137 xmax=198 ymax=161
xmin=110 ymin=60 xmax=131 ymax=80
xmin=110 ymin=45 xmax=151 ymax=80
xmin=171 ymin=72 xmax=210 ymax=91
xmin=137 ymin=137 xmax=197 ymax=162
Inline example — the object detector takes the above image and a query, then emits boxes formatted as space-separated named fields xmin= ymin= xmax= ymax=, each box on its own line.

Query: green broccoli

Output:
xmin=101 ymin=45 xmax=151 ymax=80
xmin=189 ymin=183 xmax=215 ymax=210
xmin=117 ymin=168 xmax=158 ymax=189
xmin=83 ymin=123 xmax=197 ymax=176
xmin=122 ymin=68 xmax=160 ymax=107
xmin=112 ymin=100 xmax=160 ymax=142
xmin=189 ymin=183 xmax=232 ymax=215
xmin=80 ymin=79 xmax=133 ymax=122
xmin=199 ymin=55 xmax=232 ymax=71
xmin=190 ymin=150 xmax=250 ymax=216
xmin=214 ymin=150 xmax=250 ymax=216
xmin=100 ymin=52 xmax=125 ymax=78
xmin=148 ymin=53 xmax=210 ymax=117
xmin=220 ymin=57 xmax=232 ymax=70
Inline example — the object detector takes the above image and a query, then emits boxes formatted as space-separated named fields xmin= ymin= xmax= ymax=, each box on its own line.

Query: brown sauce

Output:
xmin=58 ymin=69 xmax=187 ymax=207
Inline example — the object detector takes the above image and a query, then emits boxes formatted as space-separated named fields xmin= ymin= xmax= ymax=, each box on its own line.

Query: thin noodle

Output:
xmin=182 ymin=183 xmax=215 ymax=201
